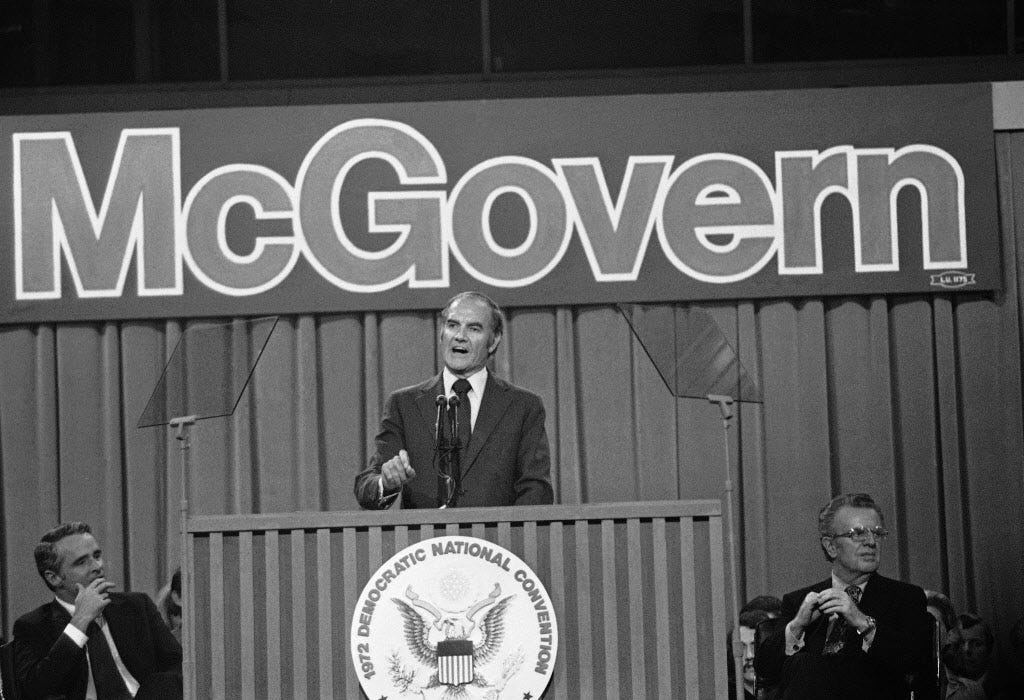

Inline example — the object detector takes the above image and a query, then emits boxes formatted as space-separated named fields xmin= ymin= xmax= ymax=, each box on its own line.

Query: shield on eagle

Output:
xmin=436 ymin=639 xmax=474 ymax=685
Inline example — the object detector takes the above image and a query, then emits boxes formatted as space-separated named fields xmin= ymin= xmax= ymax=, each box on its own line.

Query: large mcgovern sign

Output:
xmin=0 ymin=83 xmax=999 ymax=323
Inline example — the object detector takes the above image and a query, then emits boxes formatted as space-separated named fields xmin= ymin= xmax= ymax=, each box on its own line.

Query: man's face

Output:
xmin=823 ymin=506 xmax=882 ymax=582
xmin=46 ymin=532 xmax=104 ymax=601
xmin=739 ymin=626 xmax=757 ymax=688
xmin=958 ymin=625 xmax=991 ymax=678
xmin=441 ymin=297 xmax=500 ymax=378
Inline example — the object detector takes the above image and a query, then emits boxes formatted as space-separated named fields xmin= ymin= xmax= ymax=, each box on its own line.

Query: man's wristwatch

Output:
xmin=857 ymin=615 xmax=877 ymax=636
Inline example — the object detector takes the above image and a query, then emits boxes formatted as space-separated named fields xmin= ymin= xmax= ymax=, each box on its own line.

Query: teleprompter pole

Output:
xmin=707 ymin=394 xmax=745 ymax=700
xmin=169 ymin=415 xmax=197 ymax=700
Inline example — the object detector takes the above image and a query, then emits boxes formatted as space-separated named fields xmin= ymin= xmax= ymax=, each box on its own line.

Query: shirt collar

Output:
xmin=443 ymin=366 xmax=487 ymax=398
xmin=55 ymin=596 xmax=76 ymax=616
xmin=831 ymin=572 xmax=870 ymax=594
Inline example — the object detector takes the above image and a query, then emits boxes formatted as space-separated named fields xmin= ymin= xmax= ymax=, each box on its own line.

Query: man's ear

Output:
xmin=487 ymin=332 xmax=502 ymax=356
xmin=822 ymin=536 xmax=838 ymax=560
xmin=43 ymin=569 xmax=62 ymax=589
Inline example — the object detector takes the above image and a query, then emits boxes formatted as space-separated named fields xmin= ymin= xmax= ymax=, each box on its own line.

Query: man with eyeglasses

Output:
xmin=757 ymin=493 xmax=937 ymax=700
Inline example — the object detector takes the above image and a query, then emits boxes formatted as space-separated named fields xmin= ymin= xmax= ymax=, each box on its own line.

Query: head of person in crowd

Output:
xmin=925 ymin=589 xmax=958 ymax=641
xmin=738 ymin=609 xmax=770 ymax=696
xmin=740 ymin=595 xmax=783 ymax=619
xmin=817 ymin=492 xmax=887 ymax=585
xmin=945 ymin=613 xmax=995 ymax=681
xmin=33 ymin=521 xmax=104 ymax=602
xmin=163 ymin=568 xmax=182 ymax=637
xmin=439 ymin=292 xmax=504 ymax=378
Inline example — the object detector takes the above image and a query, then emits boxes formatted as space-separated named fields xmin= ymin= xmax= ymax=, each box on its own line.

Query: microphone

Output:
xmin=434 ymin=394 xmax=446 ymax=448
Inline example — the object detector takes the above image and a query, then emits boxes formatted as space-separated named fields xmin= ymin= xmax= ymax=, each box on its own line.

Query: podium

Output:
xmin=184 ymin=500 xmax=729 ymax=699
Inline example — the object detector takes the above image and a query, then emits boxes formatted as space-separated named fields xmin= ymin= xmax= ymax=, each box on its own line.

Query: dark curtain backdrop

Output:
xmin=2 ymin=133 xmax=1023 ymax=666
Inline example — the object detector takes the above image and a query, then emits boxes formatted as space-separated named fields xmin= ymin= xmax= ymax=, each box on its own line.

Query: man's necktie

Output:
xmin=86 ymin=620 xmax=132 ymax=699
xmin=451 ymin=378 xmax=472 ymax=503
xmin=821 ymin=585 xmax=862 ymax=655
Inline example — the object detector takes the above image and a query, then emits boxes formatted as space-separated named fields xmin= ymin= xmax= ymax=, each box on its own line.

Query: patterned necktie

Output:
xmin=86 ymin=620 xmax=132 ymax=699
xmin=821 ymin=585 xmax=862 ymax=656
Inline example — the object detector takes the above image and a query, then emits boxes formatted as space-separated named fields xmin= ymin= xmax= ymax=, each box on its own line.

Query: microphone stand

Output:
xmin=433 ymin=395 xmax=453 ymax=509
xmin=448 ymin=395 xmax=462 ymax=508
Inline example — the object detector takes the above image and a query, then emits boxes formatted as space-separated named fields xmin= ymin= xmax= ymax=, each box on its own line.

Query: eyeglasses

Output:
xmin=830 ymin=526 xmax=889 ymax=543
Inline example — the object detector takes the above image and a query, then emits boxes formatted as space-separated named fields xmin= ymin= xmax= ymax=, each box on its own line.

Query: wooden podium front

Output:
xmin=185 ymin=500 xmax=729 ymax=699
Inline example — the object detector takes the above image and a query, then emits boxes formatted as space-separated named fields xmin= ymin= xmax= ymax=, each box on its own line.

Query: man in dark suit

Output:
xmin=355 ymin=291 xmax=553 ymax=509
xmin=13 ymin=522 xmax=182 ymax=700
xmin=757 ymin=493 xmax=936 ymax=700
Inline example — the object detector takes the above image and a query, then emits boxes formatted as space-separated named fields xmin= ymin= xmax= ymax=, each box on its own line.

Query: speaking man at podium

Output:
xmin=354 ymin=291 xmax=553 ymax=509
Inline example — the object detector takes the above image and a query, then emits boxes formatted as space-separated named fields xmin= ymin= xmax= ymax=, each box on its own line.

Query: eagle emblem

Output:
xmin=389 ymin=582 xmax=517 ymax=696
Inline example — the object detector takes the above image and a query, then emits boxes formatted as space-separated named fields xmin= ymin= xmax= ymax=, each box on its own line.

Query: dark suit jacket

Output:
xmin=13 ymin=592 xmax=182 ymax=700
xmin=355 ymin=372 xmax=553 ymax=508
xmin=757 ymin=573 xmax=937 ymax=700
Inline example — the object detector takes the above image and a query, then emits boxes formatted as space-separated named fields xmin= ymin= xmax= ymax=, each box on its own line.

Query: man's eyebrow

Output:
xmin=72 ymin=549 xmax=101 ymax=564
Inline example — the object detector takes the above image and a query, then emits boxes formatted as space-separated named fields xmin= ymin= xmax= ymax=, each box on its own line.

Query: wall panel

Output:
xmin=2 ymin=134 xmax=1024 ymax=676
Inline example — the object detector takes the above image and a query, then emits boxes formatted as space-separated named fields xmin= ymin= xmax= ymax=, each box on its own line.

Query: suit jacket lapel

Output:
xmin=858 ymin=573 xmax=892 ymax=618
xmin=461 ymin=374 xmax=512 ymax=479
xmin=103 ymin=595 xmax=130 ymax=650
xmin=47 ymin=600 xmax=72 ymax=628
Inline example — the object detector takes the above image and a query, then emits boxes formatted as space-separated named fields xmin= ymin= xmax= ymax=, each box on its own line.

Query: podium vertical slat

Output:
xmin=419 ymin=523 xmax=436 ymax=542
xmin=601 ymin=519 xmax=620 ymax=699
xmin=209 ymin=533 xmax=225 ymax=700
xmin=341 ymin=527 xmax=359 ymax=699
xmin=523 ymin=520 xmax=538 ymax=567
xmin=290 ymin=529 xmax=308 ymax=699
xmin=679 ymin=518 xmax=700 ymax=699
xmin=497 ymin=520 xmax=511 ymax=548
xmin=316 ymin=529 xmax=333 ymax=699
xmin=574 ymin=520 xmax=594 ymax=700
xmin=264 ymin=531 xmax=281 ymax=700
xmin=652 ymin=518 xmax=673 ymax=699
xmin=394 ymin=524 xmax=409 ymax=550
xmin=239 ymin=532 xmax=255 ymax=699
xmin=709 ymin=515 xmax=728 ymax=699
xmin=626 ymin=518 xmax=647 ymax=697
xmin=368 ymin=526 xmax=383 ymax=568
xmin=548 ymin=521 xmax=567 ymax=699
